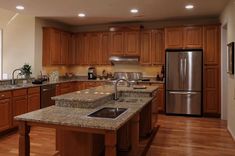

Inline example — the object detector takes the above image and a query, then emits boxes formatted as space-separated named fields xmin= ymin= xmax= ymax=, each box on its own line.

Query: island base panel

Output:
xmin=56 ymin=129 xmax=104 ymax=156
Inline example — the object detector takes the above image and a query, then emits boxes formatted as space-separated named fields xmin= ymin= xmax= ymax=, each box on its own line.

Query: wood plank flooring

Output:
xmin=0 ymin=115 xmax=234 ymax=156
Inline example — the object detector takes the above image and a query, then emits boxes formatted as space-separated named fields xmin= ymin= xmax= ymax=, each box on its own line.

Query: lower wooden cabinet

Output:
xmin=0 ymin=91 xmax=12 ymax=131
xmin=12 ymin=89 xmax=28 ymax=126
xmin=204 ymin=65 xmax=220 ymax=116
xmin=28 ymin=87 xmax=40 ymax=112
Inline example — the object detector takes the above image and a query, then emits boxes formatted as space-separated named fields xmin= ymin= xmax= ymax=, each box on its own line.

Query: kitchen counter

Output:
xmin=15 ymin=97 xmax=152 ymax=130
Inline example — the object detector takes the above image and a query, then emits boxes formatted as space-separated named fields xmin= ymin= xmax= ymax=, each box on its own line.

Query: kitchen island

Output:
xmin=15 ymin=85 xmax=159 ymax=156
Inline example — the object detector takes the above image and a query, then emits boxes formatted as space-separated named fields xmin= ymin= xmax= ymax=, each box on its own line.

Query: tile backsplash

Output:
xmin=43 ymin=64 xmax=162 ymax=77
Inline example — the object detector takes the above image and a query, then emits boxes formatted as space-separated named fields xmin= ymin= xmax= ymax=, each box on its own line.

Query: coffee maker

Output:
xmin=88 ymin=66 xmax=97 ymax=80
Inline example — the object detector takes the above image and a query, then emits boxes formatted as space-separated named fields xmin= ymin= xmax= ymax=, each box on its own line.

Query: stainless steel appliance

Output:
xmin=166 ymin=50 xmax=202 ymax=116
xmin=88 ymin=66 xmax=97 ymax=80
xmin=40 ymin=84 xmax=56 ymax=108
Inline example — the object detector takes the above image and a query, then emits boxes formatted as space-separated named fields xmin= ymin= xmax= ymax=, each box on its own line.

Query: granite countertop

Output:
xmin=52 ymin=85 xmax=158 ymax=103
xmin=0 ymin=77 xmax=164 ymax=92
xmin=14 ymin=97 xmax=152 ymax=131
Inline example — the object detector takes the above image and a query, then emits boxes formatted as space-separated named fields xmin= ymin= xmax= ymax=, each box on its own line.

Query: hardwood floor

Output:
xmin=147 ymin=115 xmax=235 ymax=156
xmin=0 ymin=115 xmax=234 ymax=156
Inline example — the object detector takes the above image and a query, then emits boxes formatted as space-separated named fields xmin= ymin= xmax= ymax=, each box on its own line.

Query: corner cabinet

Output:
xmin=43 ymin=27 xmax=71 ymax=66
xmin=110 ymin=31 xmax=140 ymax=56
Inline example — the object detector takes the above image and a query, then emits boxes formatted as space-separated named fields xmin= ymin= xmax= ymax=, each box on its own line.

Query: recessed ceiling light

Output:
xmin=78 ymin=13 xmax=86 ymax=17
xmin=130 ymin=9 xmax=139 ymax=14
xmin=16 ymin=5 xmax=24 ymax=10
xmin=185 ymin=4 xmax=194 ymax=10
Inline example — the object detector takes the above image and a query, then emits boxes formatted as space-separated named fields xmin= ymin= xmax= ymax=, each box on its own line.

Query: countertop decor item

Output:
xmin=227 ymin=42 xmax=234 ymax=74
xmin=20 ymin=63 xmax=32 ymax=79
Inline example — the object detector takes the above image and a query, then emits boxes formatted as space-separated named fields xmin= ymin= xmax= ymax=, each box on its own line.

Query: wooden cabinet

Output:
xmin=152 ymin=29 xmax=165 ymax=65
xmin=165 ymin=26 xmax=203 ymax=49
xmin=140 ymin=31 xmax=152 ymax=65
xmin=0 ymin=91 xmax=12 ymax=131
xmin=28 ymin=87 xmax=40 ymax=112
xmin=43 ymin=27 xmax=71 ymax=65
xmin=12 ymin=89 xmax=28 ymax=126
xmin=110 ymin=32 xmax=124 ymax=56
xmin=204 ymin=66 xmax=220 ymax=115
xmin=165 ymin=27 xmax=184 ymax=49
xmin=75 ymin=33 xmax=89 ymax=65
xmin=110 ymin=31 xmax=140 ymax=56
xmin=100 ymin=32 xmax=110 ymax=65
xmin=60 ymin=32 xmax=70 ymax=65
xmin=68 ymin=34 xmax=77 ymax=65
xmin=88 ymin=33 xmax=101 ymax=65
xmin=151 ymin=84 xmax=165 ymax=113
xmin=184 ymin=26 xmax=203 ymax=48
xmin=140 ymin=29 xmax=165 ymax=65
xmin=203 ymin=25 xmax=220 ymax=65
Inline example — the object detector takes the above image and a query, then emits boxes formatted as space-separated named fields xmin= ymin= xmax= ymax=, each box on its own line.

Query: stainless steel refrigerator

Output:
xmin=166 ymin=50 xmax=202 ymax=116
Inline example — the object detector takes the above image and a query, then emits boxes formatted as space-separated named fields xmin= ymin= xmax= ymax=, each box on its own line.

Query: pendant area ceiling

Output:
xmin=0 ymin=0 xmax=229 ymax=26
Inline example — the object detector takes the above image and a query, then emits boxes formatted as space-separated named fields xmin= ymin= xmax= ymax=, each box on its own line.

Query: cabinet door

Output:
xmin=100 ymin=32 xmax=110 ymax=65
xmin=60 ymin=32 xmax=70 ymax=65
xmin=28 ymin=93 xmax=40 ymax=112
xmin=140 ymin=31 xmax=152 ymax=65
xmin=68 ymin=34 xmax=77 ymax=65
xmin=184 ymin=26 xmax=203 ymax=48
xmin=203 ymin=25 xmax=220 ymax=65
xmin=12 ymin=96 xmax=28 ymax=125
xmin=152 ymin=29 xmax=165 ymax=65
xmin=124 ymin=31 xmax=140 ymax=56
xmin=76 ymin=33 xmax=89 ymax=65
xmin=165 ymin=27 xmax=184 ymax=49
xmin=50 ymin=29 xmax=61 ymax=65
xmin=0 ymin=99 xmax=11 ymax=131
xmin=110 ymin=32 xmax=124 ymax=56
xmin=204 ymin=66 xmax=220 ymax=114
xmin=88 ymin=33 xmax=101 ymax=65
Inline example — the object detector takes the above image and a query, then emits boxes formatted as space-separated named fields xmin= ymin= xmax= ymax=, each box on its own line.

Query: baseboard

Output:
xmin=228 ymin=126 xmax=235 ymax=142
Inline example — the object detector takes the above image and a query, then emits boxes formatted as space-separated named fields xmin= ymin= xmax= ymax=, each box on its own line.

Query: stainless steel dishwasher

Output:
xmin=40 ymin=84 xmax=56 ymax=108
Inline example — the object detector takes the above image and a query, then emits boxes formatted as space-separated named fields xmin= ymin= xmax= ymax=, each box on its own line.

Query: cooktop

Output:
xmin=88 ymin=107 xmax=127 ymax=119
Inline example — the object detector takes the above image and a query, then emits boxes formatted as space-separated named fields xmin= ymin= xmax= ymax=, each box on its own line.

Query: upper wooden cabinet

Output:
xmin=88 ymin=33 xmax=101 ymax=65
xmin=140 ymin=29 xmax=165 ymax=65
xmin=100 ymin=32 xmax=110 ymax=65
xmin=203 ymin=25 xmax=220 ymax=65
xmin=184 ymin=27 xmax=203 ymax=48
xmin=165 ymin=27 xmax=184 ymax=49
xmin=165 ymin=26 xmax=203 ymax=49
xmin=43 ymin=27 xmax=71 ymax=65
xmin=110 ymin=31 xmax=140 ymax=56
xmin=75 ymin=33 xmax=89 ymax=65
xmin=152 ymin=29 xmax=165 ymax=65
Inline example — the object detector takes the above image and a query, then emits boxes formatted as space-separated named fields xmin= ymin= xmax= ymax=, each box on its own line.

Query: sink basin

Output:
xmin=88 ymin=107 xmax=127 ymax=119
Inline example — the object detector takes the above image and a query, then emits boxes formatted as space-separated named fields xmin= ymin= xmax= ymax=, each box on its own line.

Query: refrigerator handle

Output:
xmin=169 ymin=91 xmax=198 ymax=95
xmin=184 ymin=57 xmax=187 ymax=82
xmin=180 ymin=58 xmax=184 ymax=88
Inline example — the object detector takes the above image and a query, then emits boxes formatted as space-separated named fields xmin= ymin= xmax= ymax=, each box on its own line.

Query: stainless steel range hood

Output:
xmin=109 ymin=56 xmax=139 ymax=65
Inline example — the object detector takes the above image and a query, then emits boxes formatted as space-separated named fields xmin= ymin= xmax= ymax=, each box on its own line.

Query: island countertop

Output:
xmin=51 ymin=85 xmax=159 ymax=103
xmin=14 ymin=97 xmax=152 ymax=131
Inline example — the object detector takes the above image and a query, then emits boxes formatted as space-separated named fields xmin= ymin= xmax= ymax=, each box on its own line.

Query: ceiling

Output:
xmin=0 ymin=0 xmax=229 ymax=26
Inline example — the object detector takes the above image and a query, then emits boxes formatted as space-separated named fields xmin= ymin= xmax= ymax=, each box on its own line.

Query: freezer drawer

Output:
xmin=166 ymin=91 xmax=202 ymax=115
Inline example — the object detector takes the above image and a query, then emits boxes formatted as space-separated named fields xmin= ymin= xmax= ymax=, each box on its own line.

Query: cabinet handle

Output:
xmin=42 ymin=89 xmax=48 ymax=92
xmin=1 ymin=94 xmax=5 ymax=97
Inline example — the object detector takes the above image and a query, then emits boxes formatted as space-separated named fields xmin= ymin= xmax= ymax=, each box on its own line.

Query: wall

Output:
xmin=0 ymin=8 xmax=35 ymax=79
xmin=220 ymin=0 xmax=235 ymax=140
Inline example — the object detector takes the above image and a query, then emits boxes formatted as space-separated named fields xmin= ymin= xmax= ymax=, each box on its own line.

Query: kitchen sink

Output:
xmin=88 ymin=107 xmax=127 ymax=119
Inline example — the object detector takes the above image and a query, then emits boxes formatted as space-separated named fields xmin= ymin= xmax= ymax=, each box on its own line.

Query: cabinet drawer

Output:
xmin=13 ymin=89 xmax=27 ymax=97
xmin=28 ymin=87 xmax=40 ymax=95
xmin=0 ymin=91 xmax=12 ymax=100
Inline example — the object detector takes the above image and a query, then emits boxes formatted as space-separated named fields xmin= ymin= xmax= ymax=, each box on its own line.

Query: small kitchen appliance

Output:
xmin=88 ymin=66 xmax=97 ymax=80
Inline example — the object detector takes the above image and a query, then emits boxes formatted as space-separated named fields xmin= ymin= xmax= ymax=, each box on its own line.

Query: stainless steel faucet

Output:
xmin=114 ymin=78 xmax=131 ymax=100
xmin=11 ymin=69 xmax=23 ymax=85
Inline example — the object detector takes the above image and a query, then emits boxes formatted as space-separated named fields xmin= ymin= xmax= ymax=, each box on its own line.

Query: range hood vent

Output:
xmin=109 ymin=56 xmax=139 ymax=65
